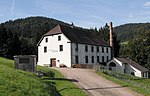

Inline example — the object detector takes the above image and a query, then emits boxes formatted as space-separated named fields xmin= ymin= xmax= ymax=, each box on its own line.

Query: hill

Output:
xmin=0 ymin=57 xmax=86 ymax=96
xmin=115 ymin=23 xmax=150 ymax=69
xmin=114 ymin=23 xmax=150 ymax=42
xmin=0 ymin=16 xmax=71 ymax=59
xmin=0 ymin=57 xmax=56 ymax=96
xmin=0 ymin=16 xmax=115 ymax=59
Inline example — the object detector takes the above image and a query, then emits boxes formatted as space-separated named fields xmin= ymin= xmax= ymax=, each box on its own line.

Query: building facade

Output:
xmin=107 ymin=58 xmax=149 ymax=78
xmin=37 ymin=24 xmax=111 ymax=67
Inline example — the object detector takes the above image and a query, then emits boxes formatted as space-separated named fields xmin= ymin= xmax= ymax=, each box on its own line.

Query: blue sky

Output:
xmin=0 ymin=0 xmax=150 ymax=28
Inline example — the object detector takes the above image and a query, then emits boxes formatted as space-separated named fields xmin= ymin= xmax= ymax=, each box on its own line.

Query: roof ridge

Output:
xmin=115 ymin=57 xmax=149 ymax=72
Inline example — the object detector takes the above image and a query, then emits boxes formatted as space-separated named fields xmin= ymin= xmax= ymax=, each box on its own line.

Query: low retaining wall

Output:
xmin=72 ymin=64 xmax=105 ymax=70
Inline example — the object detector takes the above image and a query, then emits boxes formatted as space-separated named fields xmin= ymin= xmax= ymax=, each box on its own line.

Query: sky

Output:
xmin=0 ymin=0 xmax=150 ymax=28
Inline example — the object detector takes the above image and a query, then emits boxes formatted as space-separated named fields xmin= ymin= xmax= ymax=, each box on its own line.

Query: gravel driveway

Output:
xmin=54 ymin=68 xmax=142 ymax=96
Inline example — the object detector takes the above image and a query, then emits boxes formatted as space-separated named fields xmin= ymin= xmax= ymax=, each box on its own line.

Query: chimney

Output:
xmin=109 ymin=22 xmax=113 ymax=47
xmin=109 ymin=22 xmax=114 ymax=57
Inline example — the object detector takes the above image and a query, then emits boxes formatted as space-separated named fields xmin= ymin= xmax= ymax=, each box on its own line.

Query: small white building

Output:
xmin=107 ymin=58 xmax=149 ymax=78
xmin=37 ymin=24 xmax=112 ymax=67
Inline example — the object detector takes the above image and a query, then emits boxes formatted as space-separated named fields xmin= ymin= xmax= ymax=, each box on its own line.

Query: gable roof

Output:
xmin=38 ymin=24 xmax=109 ymax=46
xmin=115 ymin=58 xmax=149 ymax=72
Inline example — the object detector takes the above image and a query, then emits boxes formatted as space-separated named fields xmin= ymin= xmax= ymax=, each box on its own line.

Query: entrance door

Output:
xmin=50 ymin=58 xmax=56 ymax=67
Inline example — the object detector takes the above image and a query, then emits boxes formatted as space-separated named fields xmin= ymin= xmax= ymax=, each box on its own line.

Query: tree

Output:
xmin=98 ymin=23 xmax=120 ymax=57
xmin=98 ymin=23 xmax=109 ymax=42
xmin=0 ymin=24 xmax=8 ymax=57
xmin=120 ymin=30 xmax=150 ymax=69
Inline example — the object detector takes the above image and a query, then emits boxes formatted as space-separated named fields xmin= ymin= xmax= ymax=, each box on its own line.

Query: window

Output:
xmin=91 ymin=56 xmax=94 ymax=63
xmin=107 ymin=56 xmax=109 ymax=61
xmin=45 ymin=38 xmax=48 ymax=43
xmin=102 ymin=47 xmax=104 ymax=53
xmin=58 ymin=36 xmax=61 ymax=41
xmin=97 ymin=56 xmax=99 ymax=63
xmin=44 ymin=46 xmax=47 ymax=53
xmin=85 ymin=45 xmax=88 ymax=52
xmin=85 ymin=56 xmax=88 ymax=63
xmin=97 ymin=46 xmax=99 ymax=52
xmin=75 ymin=43 xmax=78 ymax=51
xmin=75 ymin=56 xmax=79 ymax=64
xmin=131 ymin=72 xmax=135 ymax=76
xmin=91 ymin=46 xmax=94 ymax=52
xmin=59 ymin=45 xmax=63 ymax=51
xmin=102 ymin=56 xmax=104 ymax=62
xmin=106 ymin=47 xmax=108 ymax=53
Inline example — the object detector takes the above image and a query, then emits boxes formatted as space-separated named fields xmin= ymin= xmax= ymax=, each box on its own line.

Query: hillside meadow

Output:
xmin=0 ymin=57 xmax=86 ymax=96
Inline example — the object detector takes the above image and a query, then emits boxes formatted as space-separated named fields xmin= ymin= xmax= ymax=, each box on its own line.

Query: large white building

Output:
xmin=37 ymin=24 xmax=112 ymax=67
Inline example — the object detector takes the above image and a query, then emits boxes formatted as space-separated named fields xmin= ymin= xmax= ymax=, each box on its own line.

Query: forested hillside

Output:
xmin=114 ymin=23 xmax=150 ymax=42
xmin=0 ymin=16 xmax=70 ymax=59
xmin=114 ymin=23 xmax=150 ymax=69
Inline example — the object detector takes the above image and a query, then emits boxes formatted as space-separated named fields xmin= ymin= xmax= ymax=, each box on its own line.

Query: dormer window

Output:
xmin=58 ymin=36 xmax=61 ymax=41
xmin=45 ymin=38 xmax=48 ymax=43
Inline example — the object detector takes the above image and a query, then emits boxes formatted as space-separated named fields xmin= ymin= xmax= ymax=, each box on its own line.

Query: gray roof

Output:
xmin=39 ymin=24 xmax=109 ymax=46
xmin=116 ymin=58 xmax=149 ymax=72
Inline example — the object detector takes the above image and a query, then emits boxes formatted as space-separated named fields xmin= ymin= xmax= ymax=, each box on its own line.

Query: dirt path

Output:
xmin=54 ymin=68 xmax=142 ymax=96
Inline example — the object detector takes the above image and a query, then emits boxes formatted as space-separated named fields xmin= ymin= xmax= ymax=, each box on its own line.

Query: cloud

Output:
xmin=143 ymin=2 xmax=150 ymax=7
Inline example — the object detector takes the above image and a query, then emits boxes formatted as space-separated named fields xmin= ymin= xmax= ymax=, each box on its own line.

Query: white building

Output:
xmin=37 ymin=24 xmax=112 ymax=67
xmin=107 ymin=57 xmax=149 ymax=78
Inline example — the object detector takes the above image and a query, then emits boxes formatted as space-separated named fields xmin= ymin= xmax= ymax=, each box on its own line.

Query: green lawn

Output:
xmin=0 ymin=57 xmax=86 ymax=96
xmin=0 ymin=57 xmax=51 ymax=96
xmin=38 ymin=66 xmax=86 ymax=96
xmin=97 ymin=70 xmax=150 ymax=96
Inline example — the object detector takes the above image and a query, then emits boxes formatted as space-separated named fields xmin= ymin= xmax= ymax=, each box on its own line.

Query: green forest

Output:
xmin=114 ymin=23 xmax=150 ymax=69
xmin=0 ymin=16 xmax=149 ymax=69
xmin=0 ymin=17 xmax=69 ymax=58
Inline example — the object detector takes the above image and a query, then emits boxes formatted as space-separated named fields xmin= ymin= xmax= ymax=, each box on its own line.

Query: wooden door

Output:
xmin=50 ymin=58 xmax=56 ymax=67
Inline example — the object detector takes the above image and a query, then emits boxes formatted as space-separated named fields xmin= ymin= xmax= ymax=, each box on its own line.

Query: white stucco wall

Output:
xmin=107 ymin=58 xmax=148 ymax=78
xmin=71 ymin=43 xmax=111 ymax=65
xmin=107 ymin=58 xmax=124 ymax=73
xmin=37 ymin=33 xmax=71 ymax=67
xmin=38 ymin=33 xmax=112 ymax=67
xmin=129 ymin=65 xmax=142 ymax=77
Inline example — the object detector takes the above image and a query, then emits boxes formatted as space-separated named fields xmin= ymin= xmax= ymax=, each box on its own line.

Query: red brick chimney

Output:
xmin=109 ymin=22 xmax=113 ymax=47
xmin=109 ymin=22 xmax=114 ymax=57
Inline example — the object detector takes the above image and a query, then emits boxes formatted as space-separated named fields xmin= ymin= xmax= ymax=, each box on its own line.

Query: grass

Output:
xmin=97 ymin=70 xmax=150 ymax=96
xmin=38 ymin=66 xmax=86 ymax=96
xmin=0 ymin=57 xmax=14 ymax=68
xmin=0 ymin=57 xmax=86 ymax=96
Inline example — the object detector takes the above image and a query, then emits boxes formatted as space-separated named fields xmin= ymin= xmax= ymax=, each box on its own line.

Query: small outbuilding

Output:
xmin=14 ymin=55 xmax=37 ymax=72
xmin=107 ymin=57 xmax=149 ymax=78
